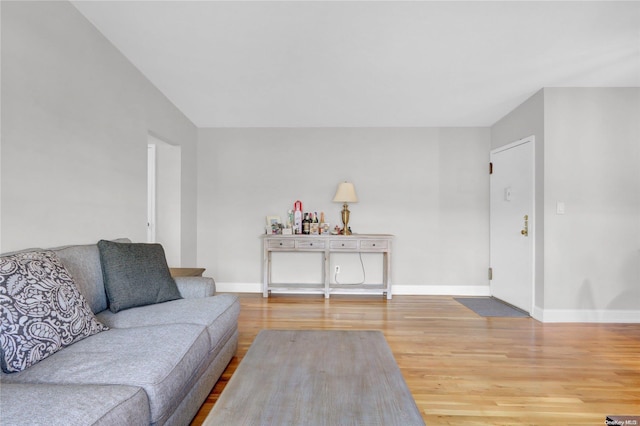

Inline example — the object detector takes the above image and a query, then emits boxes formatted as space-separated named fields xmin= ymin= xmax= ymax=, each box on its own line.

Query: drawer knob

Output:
xmin=373 ymin=244 xmax=376 ymax=246
xmin=341 ymin=243 xmax=345 ymax=247
xmin=279 ymin=242 xmax=283 ymax=246
xmin=310 ymin=243 xmax=313 ymax=246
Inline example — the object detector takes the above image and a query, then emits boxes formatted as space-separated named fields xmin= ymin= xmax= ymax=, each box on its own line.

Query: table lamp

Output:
xmin=332 ymin=182 xmax=358 ymax=235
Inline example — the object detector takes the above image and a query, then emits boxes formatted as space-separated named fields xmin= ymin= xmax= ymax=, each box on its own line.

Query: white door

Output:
xmin=490 ymin=137 xmax=535 ymax=313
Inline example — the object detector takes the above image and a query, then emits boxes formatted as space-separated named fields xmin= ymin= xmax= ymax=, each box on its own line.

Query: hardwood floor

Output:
xmin=191 ymin=294 xmax=640 ymax=425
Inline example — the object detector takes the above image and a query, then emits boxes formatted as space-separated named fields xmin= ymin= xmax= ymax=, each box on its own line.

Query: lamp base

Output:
xmin=341 ymin=203 xmax=351 ymax=235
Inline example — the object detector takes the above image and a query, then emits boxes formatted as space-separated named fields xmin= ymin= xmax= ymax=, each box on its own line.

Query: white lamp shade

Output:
xmin=332 ymin=182 xmax=358 ymax=203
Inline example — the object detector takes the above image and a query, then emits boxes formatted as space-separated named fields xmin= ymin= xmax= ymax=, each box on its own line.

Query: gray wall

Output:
xmin=2 ymin=2 xmax=636 ymax=321
xmin=0 ymin=0 xmax=3 ymax=253
xmin=197 ymin=127 xmax=491 ymax=294
xmin=491 ymin=88 xmax=640 ymax=321
xmin=1 ymin=1 xmax=198 ymax=263
xmin=543 ymin=88 xmax=640 ymax=318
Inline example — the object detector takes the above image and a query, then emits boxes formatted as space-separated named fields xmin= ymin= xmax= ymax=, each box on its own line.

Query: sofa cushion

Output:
xmin=32 ymin=238 xmax=131 ymax=315
xmin=1 ymin=323 xmax=210 ymax=425
xmin=0 ymin=383 xmax=150 ymax=426
xmin=97 ymin=294 xmax=240 ymax=354
xmin=174 ymin=276 xmax=216 ymax=298
xmin=53 ymin=244 xmax=110 ymax=314
xmin=97 ymin=240 xmax=182 ymax=313
xmin=0 ymin=250 xmax=108 ymax=373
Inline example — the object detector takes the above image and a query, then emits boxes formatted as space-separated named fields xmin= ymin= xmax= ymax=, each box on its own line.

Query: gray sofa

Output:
xmin=0 ymin=239 xmax=240 ymax=426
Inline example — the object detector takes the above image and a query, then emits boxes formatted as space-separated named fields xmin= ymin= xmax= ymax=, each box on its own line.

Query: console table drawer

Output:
xmin=296 ymin=240 xmax=325 ymax=249
xmin=360 ymin=240 xmax=388 ymax=250
xmin=268 ymin=239 xmax=295 ymax=249
xmin=330 ymin=240 xmax=358 ymax=250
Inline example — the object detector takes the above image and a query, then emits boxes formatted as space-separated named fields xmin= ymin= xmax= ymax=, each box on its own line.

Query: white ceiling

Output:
xmin=71 ymin=1 xmax=640 ymax=128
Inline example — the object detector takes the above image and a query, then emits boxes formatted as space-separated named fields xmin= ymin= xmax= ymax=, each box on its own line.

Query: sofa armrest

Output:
xmin=174 ymin=276 xmax=216 ymax=298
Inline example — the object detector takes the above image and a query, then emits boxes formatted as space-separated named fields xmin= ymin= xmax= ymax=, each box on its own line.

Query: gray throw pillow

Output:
xmin=0 ymin=250 xmax=108 ymax=373
xmin=97 ymin=240 xmax=182 ymax=313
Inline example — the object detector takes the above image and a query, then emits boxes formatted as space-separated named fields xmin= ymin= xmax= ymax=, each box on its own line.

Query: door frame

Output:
xmin=147 ymin=143 xmax=157 ymax=243
xmin=489 ymin=135 xmax=536 ymax=314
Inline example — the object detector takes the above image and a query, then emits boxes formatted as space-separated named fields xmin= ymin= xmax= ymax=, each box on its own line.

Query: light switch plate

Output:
xmin=557 ymin=201 xmax=565 ymax=215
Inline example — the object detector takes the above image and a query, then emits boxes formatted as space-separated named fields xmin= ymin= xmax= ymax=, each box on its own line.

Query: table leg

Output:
xmin=263 ymin=249 xmax=270 ymax=298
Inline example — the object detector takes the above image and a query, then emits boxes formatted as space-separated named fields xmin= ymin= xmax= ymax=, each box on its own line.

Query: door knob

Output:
xmin=521 ymin=215 xmax=529 ymax=237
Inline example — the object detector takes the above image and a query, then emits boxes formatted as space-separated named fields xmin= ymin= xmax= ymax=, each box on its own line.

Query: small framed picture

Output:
xmin=266 ymin=216 xmax=281 ymax=227
xmin=266 ymin=216 xmax=282 ymax=234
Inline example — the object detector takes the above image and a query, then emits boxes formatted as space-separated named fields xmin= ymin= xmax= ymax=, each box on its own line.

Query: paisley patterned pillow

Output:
xmin=0 ymin=250 xmax=108 ymax=373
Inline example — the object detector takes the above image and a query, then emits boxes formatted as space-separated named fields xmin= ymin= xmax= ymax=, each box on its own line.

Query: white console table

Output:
xmin=262 ymin=234 xmax=393 ymax=299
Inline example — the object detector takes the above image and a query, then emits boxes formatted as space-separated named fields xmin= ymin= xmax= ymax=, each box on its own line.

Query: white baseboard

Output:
xmin=215 ymin=282 xmax=490 ymax=297
xmin=392 ymin=285 xmax=491 ymax=296
xmin=216 ymin=282 xmax=262 ymax=293
xmin=533 ymin=307 xmax=640 ymax=323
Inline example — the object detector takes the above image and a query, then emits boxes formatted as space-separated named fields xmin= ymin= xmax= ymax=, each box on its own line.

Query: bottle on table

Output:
xmin=302 ymin=213 xmax=310 ymax=234
xmin=294 ymin=201 xmax=303 ymax=234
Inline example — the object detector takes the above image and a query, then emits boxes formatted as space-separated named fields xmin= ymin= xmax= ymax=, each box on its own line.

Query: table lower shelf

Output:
xmin=267 ymin=283 xmax=324 ymax=291
xmin=329 ymin=284 xmax=389 ymax=298
xmin=265 ymin=283 xmax=389 ymax=298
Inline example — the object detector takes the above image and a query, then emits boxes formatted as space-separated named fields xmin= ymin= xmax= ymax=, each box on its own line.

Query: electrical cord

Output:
xmin=334 ymin=252 xmax=366 ymax=285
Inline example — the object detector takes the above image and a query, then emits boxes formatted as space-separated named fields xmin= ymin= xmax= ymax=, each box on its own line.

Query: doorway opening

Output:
xmin=147 ymin=134 xmax=182 ymax=267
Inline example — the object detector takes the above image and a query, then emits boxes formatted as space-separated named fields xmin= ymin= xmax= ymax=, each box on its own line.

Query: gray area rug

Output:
xmin=205 ymin=330 xmax=425 ymax=425
xmin=455 ymin=297 xmax=529 ymax=317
